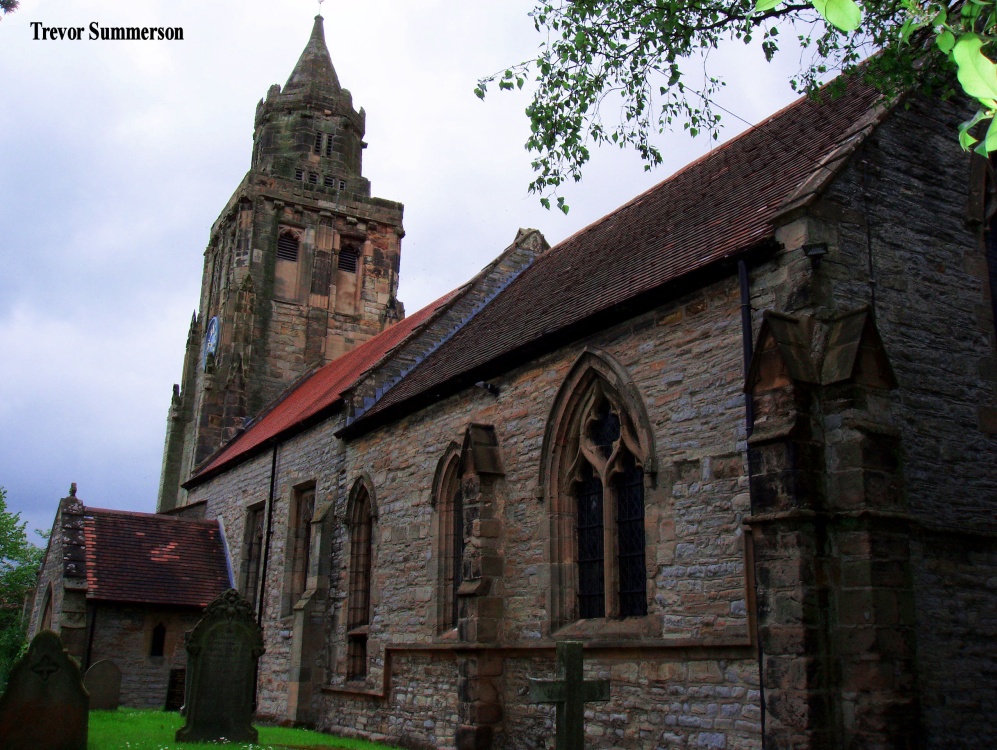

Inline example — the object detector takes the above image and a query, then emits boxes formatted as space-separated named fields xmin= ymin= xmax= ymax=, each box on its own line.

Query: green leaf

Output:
xmin=953 ymin=34 xmax=997 ymax=102
xmin=811 ymin=0 xmax=863 ymax=32
xmin=984 ymin=113 xmax=997 ymax=152
xmin=936 ymin=29 xmax=956 ymax=54
xmin=473 ymin=86 xmax=485 ymax=100
xmin=958 ymin=109 xmax=988 ymax=149
xmin=754 ymin=0 xmax=783 ymax=11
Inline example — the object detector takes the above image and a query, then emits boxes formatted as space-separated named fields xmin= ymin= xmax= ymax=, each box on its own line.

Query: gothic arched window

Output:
xmin=568 ymin=388 xmax=647 ymax=620
xmin=346 ymin=482 xmax=374 ymax=679
xmin=434 ymin=444 xmax=464 ymax=631
xmin=541 ymin=350 xmax=656 ymax=629
xmin=285 ymin=484 xmax=315 ymax=613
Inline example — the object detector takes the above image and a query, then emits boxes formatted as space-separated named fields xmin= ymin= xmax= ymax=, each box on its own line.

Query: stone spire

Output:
xmin=283 ymin=15 xmax=341 ymax=99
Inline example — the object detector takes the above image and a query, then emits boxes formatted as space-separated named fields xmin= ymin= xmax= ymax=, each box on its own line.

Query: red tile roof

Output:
xmin=188 ymin=288 xmax=461 ymax=482
xmin=84 ymin=508 xmax=230 ymax=607
xmin=345 ymin=76 xmax=886 ymax=431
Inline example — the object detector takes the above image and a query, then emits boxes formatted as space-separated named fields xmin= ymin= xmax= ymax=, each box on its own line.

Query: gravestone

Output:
xmin=529 ymin=641 xmax=610 ymax=749
xmin=0 ymin=630 xmax=88 ymax=750
xmin=176 ymin=588 xmax=265 ymax=743
xmin=164 ymin=668 xmax=186 ymax=711
xmin=84 ymin=659 xmax=122 ymax=710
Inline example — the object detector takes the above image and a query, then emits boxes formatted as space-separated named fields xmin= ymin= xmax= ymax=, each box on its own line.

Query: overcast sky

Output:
xmin=0 ymin=0 xmax=806 ymax=543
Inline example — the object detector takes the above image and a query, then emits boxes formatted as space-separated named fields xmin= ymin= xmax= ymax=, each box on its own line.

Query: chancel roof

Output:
xmin=187 ymin=289 xmax=462 ymax=484
xmin=84 ymin=508 xmax=230 ymax=607
xmin=341 ymin=75 xmax=887 ymax=434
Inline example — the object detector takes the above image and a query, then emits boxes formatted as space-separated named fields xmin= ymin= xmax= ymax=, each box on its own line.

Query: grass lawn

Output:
xmin=88 ymin=708 xmax=403 ymax=750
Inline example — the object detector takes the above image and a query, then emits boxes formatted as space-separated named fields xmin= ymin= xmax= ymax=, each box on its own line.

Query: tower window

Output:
xmin=308 ymin=172 xmax=318 ymax=184
xmin=339 ymin=180 xmax=347 ymax=191
xmin=277 ymin=232 xmax=299 ymax=262
xmin=325 ymin=136 xmax=334 ymax=157
xmin=338 ymin=247 xmax=358 ymax=273
xmin=314 ymin=132 xmax=323 ymax=155
xmin=294 ymin=169 xmax=304 ymax=181
xmin=323 ymin=175 xmax=335 ymax=188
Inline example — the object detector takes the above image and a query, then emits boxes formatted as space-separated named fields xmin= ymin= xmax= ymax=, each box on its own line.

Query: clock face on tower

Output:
xmin=204 ymin=317 xmax=220 ymax=370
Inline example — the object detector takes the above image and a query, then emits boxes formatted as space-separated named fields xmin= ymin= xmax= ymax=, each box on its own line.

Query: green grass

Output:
xmin=88 ymin=708 xmax=403 ymax=750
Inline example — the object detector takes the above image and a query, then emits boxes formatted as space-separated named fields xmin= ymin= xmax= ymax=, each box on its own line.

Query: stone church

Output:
xmin=33 ymin=13 xmax=997 ymax=750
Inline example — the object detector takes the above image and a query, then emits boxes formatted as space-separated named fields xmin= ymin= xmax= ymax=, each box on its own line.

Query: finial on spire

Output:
xmin=69 ymin=482 xmax=77 ymax=498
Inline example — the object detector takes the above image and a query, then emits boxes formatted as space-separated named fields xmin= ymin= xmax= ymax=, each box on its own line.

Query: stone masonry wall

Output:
xmin=188 ymin=270 xmax=765 ymax=747
xmin=27 ymin=504 xmax=66 ymax=639
xmin=87 ymin=605 xmax=202 ymax=709
xmin=326 ymin=276 xmax=762 ymax=750
xmin=187 ymin=418 xmax=346 ymax=722
xmin=817 ymin=96 xmax=997 ymax=747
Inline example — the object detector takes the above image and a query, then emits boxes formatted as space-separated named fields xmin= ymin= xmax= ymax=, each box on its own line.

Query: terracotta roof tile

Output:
xmin=349 ymin=76 xmax=885 ymax=428
xmin=190 ymin=288 xmax=461 ymax=480
xmin=84 ymin=508 xmax=230 ymax=607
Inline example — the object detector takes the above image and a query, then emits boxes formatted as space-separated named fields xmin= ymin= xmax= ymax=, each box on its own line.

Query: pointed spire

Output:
xmin=284 ymin=15 xmax=341 ymax=98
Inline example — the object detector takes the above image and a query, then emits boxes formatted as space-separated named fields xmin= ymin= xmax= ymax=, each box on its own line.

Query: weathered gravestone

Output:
xmin=529 ymin=641 xmax=610 ymax=750
xmin=0 ymin=630 xmax=88 ymax=750
xmin=176 ymin=588 xmax=265 ymax=743
xmin=84 ymin=659 xmax=122 ymax=710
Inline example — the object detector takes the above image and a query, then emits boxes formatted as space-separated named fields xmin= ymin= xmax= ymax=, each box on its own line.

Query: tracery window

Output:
xmin=346 ymin=485 xmax=374 ymax=679
xmin=568 ymin=392 xmax=647 ymax=619
xmin=542 ymin=351 xmax=655 ymax=629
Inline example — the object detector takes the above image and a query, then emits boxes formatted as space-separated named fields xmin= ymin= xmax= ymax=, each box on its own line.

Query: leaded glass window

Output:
xmin=570 ymin=390 xmax=647 ymax=620
xmin=576 ymin=463 xmax=605 ymax=619
xmin=347 ymin=487 xmax=373 ymax=680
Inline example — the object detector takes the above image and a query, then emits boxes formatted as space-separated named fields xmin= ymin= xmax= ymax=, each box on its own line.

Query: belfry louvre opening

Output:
xmin=277 ymin=234 xmax=299 ymax=262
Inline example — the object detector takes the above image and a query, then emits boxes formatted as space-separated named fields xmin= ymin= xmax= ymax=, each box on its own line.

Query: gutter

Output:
xmin=339 ymin=240 xmax=780 ymax=441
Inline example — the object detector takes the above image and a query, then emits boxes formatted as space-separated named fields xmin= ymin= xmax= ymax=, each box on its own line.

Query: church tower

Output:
xmin=158 ymin=15 xmax=405 ymax=512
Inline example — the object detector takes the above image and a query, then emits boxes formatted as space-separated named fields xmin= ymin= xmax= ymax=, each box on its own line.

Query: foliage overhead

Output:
xmin=0 ymin=1 xmax=18 ymax=16
xmin=0 ymin=487 xmax=44 ymax=691
xmin=477 ymin=0 xmax=996 ymax=209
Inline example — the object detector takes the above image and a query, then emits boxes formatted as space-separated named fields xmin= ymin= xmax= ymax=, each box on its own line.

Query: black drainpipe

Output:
xmin=259 ymin=441 xmax=279 ymax=626
xmin=252 ymin=441 xmax=279 ymax=711
xmin=739 ymin=258 xmax=765 ymax=746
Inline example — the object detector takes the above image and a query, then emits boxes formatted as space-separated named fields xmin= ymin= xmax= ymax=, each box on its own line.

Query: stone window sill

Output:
xmin=552 ymin=614 xmax=659 ymax=641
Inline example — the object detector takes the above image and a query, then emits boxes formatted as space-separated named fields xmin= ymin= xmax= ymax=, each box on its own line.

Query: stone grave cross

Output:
xmin=529 ymin=641 xmax=610 ymax=749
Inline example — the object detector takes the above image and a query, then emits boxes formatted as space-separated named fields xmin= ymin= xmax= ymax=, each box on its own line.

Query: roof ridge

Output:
xmin=86 ymin=506 xmax=219 ymax=525
xmin=545 ymin=73 xmax=885 ymax=258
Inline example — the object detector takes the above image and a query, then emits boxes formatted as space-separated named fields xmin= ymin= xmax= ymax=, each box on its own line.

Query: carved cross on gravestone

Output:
xmin=529 ymin=641 xmax=610 ymax=749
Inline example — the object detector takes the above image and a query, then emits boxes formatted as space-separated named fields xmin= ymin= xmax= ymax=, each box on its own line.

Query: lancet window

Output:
xmin=150 ymin=622 xmax=166 ymax=657
xmin=288 ymin=485 xmax=315 ymax=606
xmin=243 ymin=505 xmax=265 ymax=609
xmin=435 ymin=446 xmax=464 ymax=631
xmin=346 ymin=484 xmax=374 ymax=679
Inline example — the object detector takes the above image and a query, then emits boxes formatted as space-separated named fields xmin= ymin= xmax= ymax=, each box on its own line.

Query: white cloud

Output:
xmin=0 ymin=0 xmax=807 ymax=541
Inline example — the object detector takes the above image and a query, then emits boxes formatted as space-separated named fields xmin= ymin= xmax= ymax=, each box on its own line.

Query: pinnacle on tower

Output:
xmin=283 ymin=15 xmax=341 ymax=99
